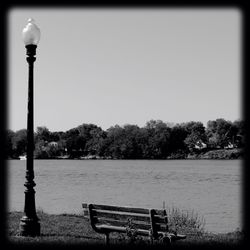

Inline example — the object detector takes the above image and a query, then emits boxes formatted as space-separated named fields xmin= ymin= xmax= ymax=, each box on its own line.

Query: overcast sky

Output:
xmin=8 ymin=8 xmax=241 ymax=132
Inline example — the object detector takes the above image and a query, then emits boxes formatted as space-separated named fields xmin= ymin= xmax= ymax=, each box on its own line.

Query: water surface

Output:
xmin=7 ymin=159 xmax=242 ymax=233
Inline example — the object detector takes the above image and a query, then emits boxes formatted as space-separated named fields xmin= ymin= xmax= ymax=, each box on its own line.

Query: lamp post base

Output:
xmin=19 ymin=216 xmax=40 ymax=237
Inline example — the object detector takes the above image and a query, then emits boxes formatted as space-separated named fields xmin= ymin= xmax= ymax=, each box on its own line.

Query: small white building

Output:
xmin=48 ymin=141 xmax=58 ymax=147
xmin=194 ymin=140 xmax=207 ymax=150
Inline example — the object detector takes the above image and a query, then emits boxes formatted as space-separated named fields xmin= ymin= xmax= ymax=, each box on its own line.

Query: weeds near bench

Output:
xmin=125 ymin=218 xmax=139 ymax=244
xmin=167 ymin=206 xmax=206 ymax=236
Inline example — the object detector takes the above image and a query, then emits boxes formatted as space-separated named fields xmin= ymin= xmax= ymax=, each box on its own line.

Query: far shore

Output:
xmin=9 ymin=148 xmax=244 ymax=161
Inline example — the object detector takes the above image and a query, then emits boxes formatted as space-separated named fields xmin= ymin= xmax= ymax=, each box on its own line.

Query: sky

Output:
xmin=8 ymin=8 xmax=242 ymax=132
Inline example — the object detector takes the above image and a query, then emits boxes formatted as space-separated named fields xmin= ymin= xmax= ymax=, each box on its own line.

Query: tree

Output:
xmin=61 ymin=124 xmax=106 ymax=158
xmin=77 ymin=123 xmax=104 ymax=156
xmin=35 ymin=126 xmax=51 ymax=143
xmin=5 ymin=129 xmax=15 ymax=158
xmin=34 ymin=140 xmax=49 ymax=159
xmin=103 ymin=125 xmax=125 ymax=159
xmin=86 ymin=127 xmax=107 ymax=156
xmin=206 ymin=119 xmax=235 ymax=148
xmin=232 ymin=120 xmax=245 ymax=147
xmin=62 ymin=128 xmax=81 ymax=158
xmin=12 ymin=129 xmax=27 ymax=158
xmin=183 ymin=121 xmax=207 ymax=151
xmin=119 ymin=124 xmax=144 ymax=159
xmin=103 ymin=124 xmax=146 ymax=159
xmin=144 ymin=120 xmax=171 ymax=158
xmin=169 ymin=124 xmax=188 ymax=153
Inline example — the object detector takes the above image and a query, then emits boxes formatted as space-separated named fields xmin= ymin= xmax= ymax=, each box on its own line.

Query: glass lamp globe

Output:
xmin=22 ymin=18 xmax=41 ymax=46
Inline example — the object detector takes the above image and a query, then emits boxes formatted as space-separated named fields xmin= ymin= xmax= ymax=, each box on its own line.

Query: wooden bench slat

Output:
xmin=83 ymin=209 xmax=168 ymax=223
xmin=155 ymin=223 xmax=168 ymax=231
xmin=83 ymin=203 xmax=166 ymax=217
xmin=90 ymin=204 xmax=150 ymax=214
xmin=92 ymin=209 xmax=150 ymax=222
xmin=154 ymin=215 xmax=168 ymax=224
xmin=82 ymin=203 xmax=88 ymax=209
xmin=96 ymin=224 xmax=150 ymax=236
xmin=96 ymin=218 xmax=152 ymax=230
xmin=153 ymin=209 xmax=166 ymax=216
xmin=95 ymin=215 xmax=151 ymax=226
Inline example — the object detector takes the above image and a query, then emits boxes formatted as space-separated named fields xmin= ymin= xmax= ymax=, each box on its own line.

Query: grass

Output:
xmin=167 ymin=207 xmax=206 ymax=235
xmin=5 ymin=209 xmax=244 ymax=248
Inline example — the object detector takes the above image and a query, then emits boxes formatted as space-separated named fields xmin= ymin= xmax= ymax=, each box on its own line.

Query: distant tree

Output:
xmin=35 ymin=126 xmax=51 ymax=143
xmin=103 ymin=124 xmax=145 ymax=159
xmin=34 ymin=140 xmax=49 ymax=159
xmin=85 ymin=126 xmax=107 ymax=156
xmin=183 ymin=121 xmax=207 ymax=151
xmin=119 ymin=124 xmax=143 ymax=159
xmin=9 ymin=118 xmax=244 ymax=160
xmin=62 ymin=128 xmax=81 ymax=158
xmin=232 ymin=120 xmax=245 ymax=147
xmin=5 ymin=129 xmax=15 ymax=158
xmin=61 ymin=124 xmax=106 ymax=158
xmin=206 ymin=119 xmax=235 ymax=148
xmin=77 ymin=123 xmax=104 ymax=156
xmin=144 ymin=120 xmax=171 ymax=158
xmin=12 ymin=129 xmax=27 ymax=158
xmin=169 ymin=124 xmax=188 ymax=153
xmin=49 ymin=131 xmax=63 ymax=142
xmin=103 ymin=125 xmax=124 ymax=159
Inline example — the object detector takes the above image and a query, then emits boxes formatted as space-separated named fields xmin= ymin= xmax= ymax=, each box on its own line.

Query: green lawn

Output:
xmin=6 ymin=211 xmax=244 ymax=248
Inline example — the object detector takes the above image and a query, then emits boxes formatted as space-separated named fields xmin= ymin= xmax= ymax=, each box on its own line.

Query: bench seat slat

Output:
xmin=96 ymin=224 xmax=150 ymax=237
xmin=90 ymin=204 xmax=150 ymax=214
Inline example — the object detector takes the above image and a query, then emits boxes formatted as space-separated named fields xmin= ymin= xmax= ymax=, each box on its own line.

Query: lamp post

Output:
xmin=19 ymin=18 xmax=41 ymax=237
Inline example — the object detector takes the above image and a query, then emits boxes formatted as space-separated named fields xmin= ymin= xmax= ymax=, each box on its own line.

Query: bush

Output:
xmin=166 ymin=206 xmax=205 ymax=236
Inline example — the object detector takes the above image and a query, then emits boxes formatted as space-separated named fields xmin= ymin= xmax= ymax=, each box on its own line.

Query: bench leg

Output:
xmin=162 ymin=235 xmax=171 ymax=245
xmin=105 ymin=233 xmax=110 ymax=245
xmin=150 ymin=237 xmax=154 ymax=245
xmin=149 ymin=232 xmax=154 ymax=245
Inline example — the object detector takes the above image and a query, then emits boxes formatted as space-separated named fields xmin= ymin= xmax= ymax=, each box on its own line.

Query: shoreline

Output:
xmin=9 ymin=148 xmax=244 ymax=161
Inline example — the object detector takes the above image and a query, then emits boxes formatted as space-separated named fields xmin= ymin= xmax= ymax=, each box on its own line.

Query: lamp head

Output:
xmin=22 ymin=18 xmax=41 ymax=46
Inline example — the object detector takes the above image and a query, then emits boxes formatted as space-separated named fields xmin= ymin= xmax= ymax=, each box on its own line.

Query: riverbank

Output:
xmin=10 ymin=148 xmax=245 ymax=160
xmin=187 ymin=148 xmax=244 ymax=160
xmin=168 ymin=148 xmax=244 ymax=160
xmin=6 ymin=211 xmax=244 ymax=247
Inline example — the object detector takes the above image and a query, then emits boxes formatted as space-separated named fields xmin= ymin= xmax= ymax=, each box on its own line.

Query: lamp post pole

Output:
xmin=19 ymin=19 xmax=41 ymax=237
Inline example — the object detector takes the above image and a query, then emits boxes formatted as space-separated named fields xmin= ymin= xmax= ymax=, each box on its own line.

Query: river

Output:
xmin=7 ymin=159 xmax=242 ymax=233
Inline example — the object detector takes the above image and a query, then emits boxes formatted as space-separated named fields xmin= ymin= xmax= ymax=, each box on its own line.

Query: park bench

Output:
xmin=82 ymin=203 xmax=186 ymax=245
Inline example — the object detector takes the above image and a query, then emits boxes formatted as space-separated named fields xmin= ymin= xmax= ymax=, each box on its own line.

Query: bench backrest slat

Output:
xmin=155 ymin=223 xmax=168 ymax=231
xmin=154 ymin=215 xmax=168 ymax=224
xmin=92 ymin=209 xmax=150 ymax=223
xmin=82 ymin=203 xmax=88 ymax=209
xmin=89 ymin=204 xmax=150 ymax=214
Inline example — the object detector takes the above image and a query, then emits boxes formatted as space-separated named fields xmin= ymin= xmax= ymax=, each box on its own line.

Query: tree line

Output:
xmin=5 ymin=118 xmax=245 ymax=160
